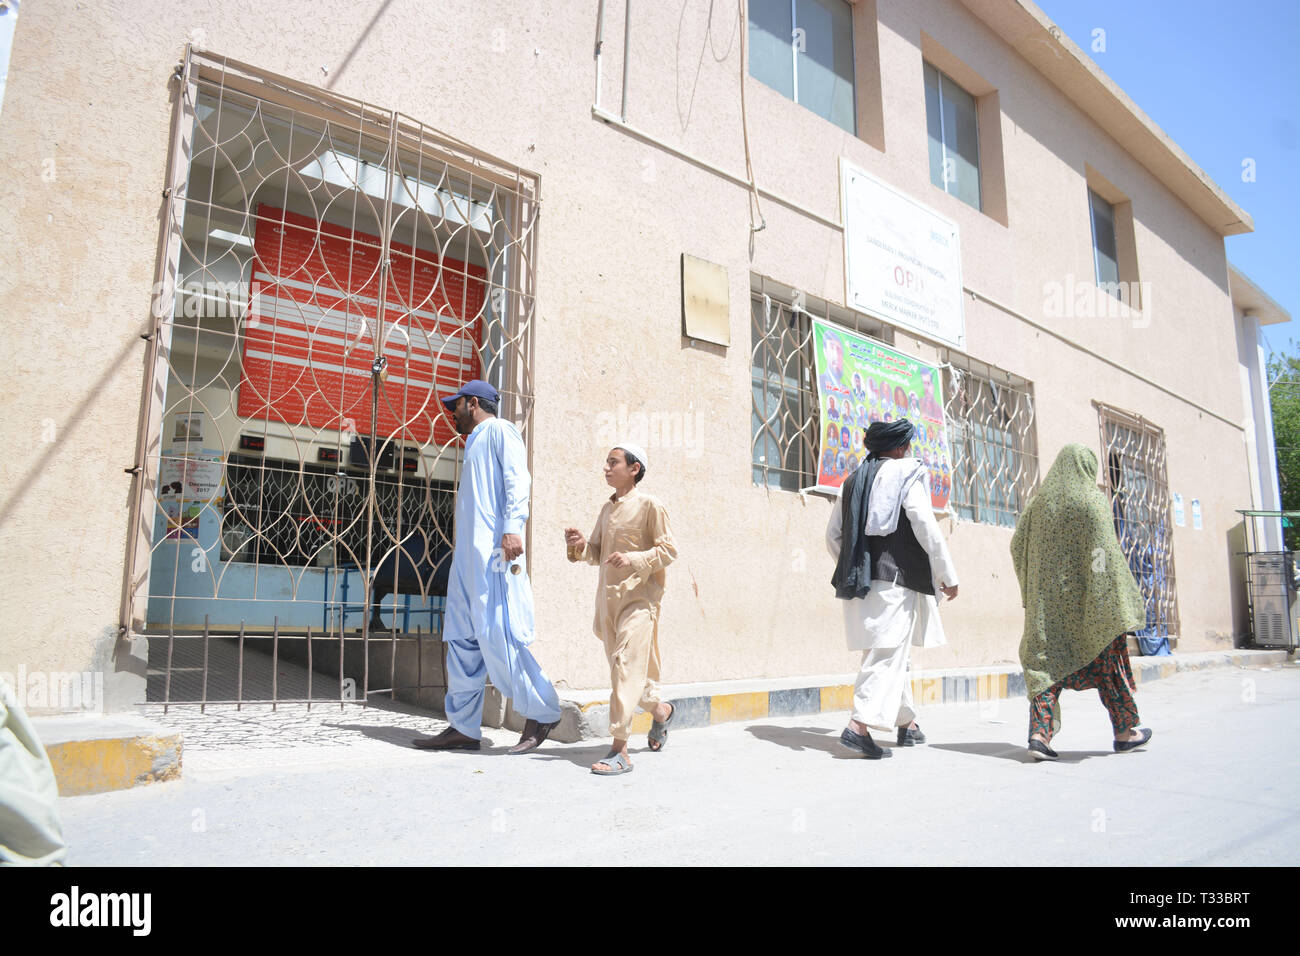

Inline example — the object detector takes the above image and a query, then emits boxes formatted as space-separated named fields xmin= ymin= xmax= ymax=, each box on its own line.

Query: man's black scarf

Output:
xmin=830 ymin=456 xmax=885 ymax=600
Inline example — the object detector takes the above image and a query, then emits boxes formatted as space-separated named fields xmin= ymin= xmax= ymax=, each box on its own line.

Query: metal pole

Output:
xmin=595 ymin=0 xmax=606 ymax=110
xmin=621 ymin=0 xmax=631 ymax=121
xmin=271 ymin=616 xmax=279 ymax=710
xmin=306 ymin=624 xmax=313 ymax=710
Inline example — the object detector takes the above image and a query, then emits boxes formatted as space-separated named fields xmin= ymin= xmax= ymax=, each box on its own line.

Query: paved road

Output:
xmin=57 ymin=664 xmax=1300 ymax=866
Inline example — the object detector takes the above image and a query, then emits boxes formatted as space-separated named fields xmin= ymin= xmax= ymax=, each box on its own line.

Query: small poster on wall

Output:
xmin=1191 ymin=498 xmax=1203 ymax=531
xmin=159 ymin=448 xmax=225 ymax=505
xmin=1173 ymin=492 xmax=1185 ymax=527
xmin=158 ymin=447 xmax=224 ymax=540
xmin=162 ymin=501 xmax=203 ymax=540
xmin=172 ymin=414 xmax=203 ymax=442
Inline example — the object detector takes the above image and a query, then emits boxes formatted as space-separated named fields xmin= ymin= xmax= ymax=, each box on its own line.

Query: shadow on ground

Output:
xmin=744 ymin=724 xmax=884 ymax=760
xmin=529 ymin=744 xmax=666 ymax=769
xmin=929 ymin=741 xmax=1112 ymax=763
xmin=329 ymin=722 xmax=449 ymax=748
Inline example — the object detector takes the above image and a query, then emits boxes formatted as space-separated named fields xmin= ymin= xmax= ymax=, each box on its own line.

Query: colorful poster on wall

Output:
xmin=811 ymin=318 xmax=952 ymax=512
xmin=237 ymin=204 xmax=485 ymax=447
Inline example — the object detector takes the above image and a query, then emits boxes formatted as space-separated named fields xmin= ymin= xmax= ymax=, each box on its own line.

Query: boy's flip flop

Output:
xmin=591 ymin=751 xmax=634 ymax=776
xmin=647 ymin=702 xmax=676 ymax=752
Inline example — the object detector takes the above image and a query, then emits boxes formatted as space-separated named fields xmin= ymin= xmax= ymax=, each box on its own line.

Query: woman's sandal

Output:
xmin=1028 ymin=738 xmax=1059 ymax=761
xmin=1113 ymin=728 xmax=1152 ymax=753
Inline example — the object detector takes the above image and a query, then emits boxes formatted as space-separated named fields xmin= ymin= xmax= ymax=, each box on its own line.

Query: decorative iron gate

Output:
xmin=121 ymin=49 xmax=539 ymax=708
xmin=1094 ymin=401 xmax=1180 ymax=643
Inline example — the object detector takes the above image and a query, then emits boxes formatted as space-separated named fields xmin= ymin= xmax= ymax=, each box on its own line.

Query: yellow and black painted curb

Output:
xmin=566 ymin=647 xmax=1291 ymax=740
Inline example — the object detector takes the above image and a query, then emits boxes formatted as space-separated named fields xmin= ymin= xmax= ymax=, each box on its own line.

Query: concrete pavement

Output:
xmin=56 ymin=663 xmax=1300 ymax=866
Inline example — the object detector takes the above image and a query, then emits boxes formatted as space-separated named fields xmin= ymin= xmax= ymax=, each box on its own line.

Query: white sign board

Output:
xmin=840 ymin=160 xmax=966 ymax=349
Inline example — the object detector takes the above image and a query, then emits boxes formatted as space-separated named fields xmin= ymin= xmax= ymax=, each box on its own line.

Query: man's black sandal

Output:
xmin=840 ymin=727 xmax=892 ymax=759
xmin=897 ymin=724 xmax=926 ymax=746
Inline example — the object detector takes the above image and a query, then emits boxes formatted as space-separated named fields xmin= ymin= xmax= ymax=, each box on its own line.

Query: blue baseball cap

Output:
xmin=441 ymin=379 xmax=499 ymax=408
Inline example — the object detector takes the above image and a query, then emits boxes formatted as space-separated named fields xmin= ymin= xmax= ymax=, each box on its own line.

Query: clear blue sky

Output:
xmin=1035 ymin=0 xmax=1300 ymax=355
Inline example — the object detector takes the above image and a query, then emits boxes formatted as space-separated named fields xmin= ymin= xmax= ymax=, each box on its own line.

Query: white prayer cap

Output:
xmin=612 ymin=441 xmax=649 ymax=469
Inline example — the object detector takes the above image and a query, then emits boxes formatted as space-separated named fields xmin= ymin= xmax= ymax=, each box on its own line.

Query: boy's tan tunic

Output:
xmin=569 ymin=488 xmax=678 ymax=739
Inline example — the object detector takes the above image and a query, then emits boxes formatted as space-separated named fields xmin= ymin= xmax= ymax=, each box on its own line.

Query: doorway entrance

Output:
xmin=123 ymin=50 xmax=540 ymax=708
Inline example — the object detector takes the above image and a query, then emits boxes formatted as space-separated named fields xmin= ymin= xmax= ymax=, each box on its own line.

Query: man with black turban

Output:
xmin=826 ymin=419 xmax=959 ymax=759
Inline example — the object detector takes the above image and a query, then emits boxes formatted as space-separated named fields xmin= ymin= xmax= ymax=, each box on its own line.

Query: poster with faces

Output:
xmin=811 ymin=318 xmax=952 ymax=513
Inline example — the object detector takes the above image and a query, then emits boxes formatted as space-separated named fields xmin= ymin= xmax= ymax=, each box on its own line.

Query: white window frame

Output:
xmin=748 ymin=0 xmax=857 ymax=134
xmin=1088 ymin=187 xmax=1122 ymax=297
xmin=924 ymin=61 xmax=982 ymax=211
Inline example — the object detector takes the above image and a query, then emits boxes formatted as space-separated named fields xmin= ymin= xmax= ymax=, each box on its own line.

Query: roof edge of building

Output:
xmin=1229 ymin=262 xmax=1291 ymax=326
xmin=958 ymin=0 xmax=1253 ymax=238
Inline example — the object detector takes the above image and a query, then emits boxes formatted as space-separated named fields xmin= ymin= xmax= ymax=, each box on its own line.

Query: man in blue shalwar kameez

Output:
xmin=412 ymin=380 xmax=563 ymax=754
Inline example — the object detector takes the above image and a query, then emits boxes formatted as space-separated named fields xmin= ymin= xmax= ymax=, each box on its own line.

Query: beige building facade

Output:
xmin=0 ymin=0 xmax=1280 ymax=714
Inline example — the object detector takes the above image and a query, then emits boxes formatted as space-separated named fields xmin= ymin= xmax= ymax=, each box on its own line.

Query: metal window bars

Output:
xmin=749 ymin=277 xmax=892 ymax=490
xmin=941 ymin=355 xmax=1038 ymax=528
xmin=122 ymin=48 xmax=539 ymax=709
xmin=748 ymin=278 xmax=1038 ymax=527
xmin=1094 ymin=401 xmax=1180 ymax=642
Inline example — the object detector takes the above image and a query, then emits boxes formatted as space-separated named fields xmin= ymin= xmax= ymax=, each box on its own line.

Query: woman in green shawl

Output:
xmin=1010 ymin=444 xmax=1153 ymax=760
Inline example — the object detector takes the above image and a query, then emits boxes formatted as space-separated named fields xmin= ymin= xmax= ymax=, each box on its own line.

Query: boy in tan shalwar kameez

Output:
xmin=565 ymin=443 xmax=677 ymax=776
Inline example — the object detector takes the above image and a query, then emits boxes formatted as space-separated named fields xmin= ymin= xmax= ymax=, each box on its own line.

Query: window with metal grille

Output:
xmin=1094 ymin=402 xmax=1180 ymax=641
xmin=750 ymin=276 xmax=892 ymax=490
xmin=941 ymin=355 xmax=1038 ymax=527
xmin=221 ymin=455 xmax=454 ymax=571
